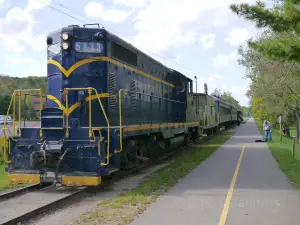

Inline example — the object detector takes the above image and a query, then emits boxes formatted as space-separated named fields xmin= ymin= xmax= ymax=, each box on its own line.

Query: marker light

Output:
xmin=62 ymin=33 xmax=69 ymax=41
xmin=62 ymin=42 xmax=69 ymax=50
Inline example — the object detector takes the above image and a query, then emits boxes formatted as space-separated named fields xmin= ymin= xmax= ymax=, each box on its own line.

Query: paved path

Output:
xmin=130 ymin=118 xmax=300 ymax=225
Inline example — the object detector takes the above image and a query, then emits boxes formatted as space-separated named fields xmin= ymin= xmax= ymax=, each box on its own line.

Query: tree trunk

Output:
xmin=296 ymin=111 xmax=300 ymax=142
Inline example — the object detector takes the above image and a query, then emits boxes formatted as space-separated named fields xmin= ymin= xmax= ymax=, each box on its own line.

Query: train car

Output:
xmin=237 ymin=109 xmax=243 ymax=125
xmin=212 ymin=95 xmax=235 ymax=128
xmin=231 ymin=105 xmax=238 ymax=125
xmin=191 ymin=87 xmax=219 ymax=135
xmin=212 ymin=95 xmax=240 ymax=128
xmin=2 ymin=24 xmax=200 ymax=186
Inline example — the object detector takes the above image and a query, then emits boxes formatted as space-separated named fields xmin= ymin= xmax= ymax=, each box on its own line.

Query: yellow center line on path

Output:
xmin=218 ymin=144 xmax=246 ymax=225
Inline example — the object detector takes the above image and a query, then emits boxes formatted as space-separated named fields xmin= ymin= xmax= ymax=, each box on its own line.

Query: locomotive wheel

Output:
xmin=120 ymin=140 xmax=137 ymax=170
xmin=184 ymin=131 xmax=194 ymax=146
xmin=147 ymin=135 xmax=165 ymax=159
xmin=137 ymin=138 xmax=147 ymax=157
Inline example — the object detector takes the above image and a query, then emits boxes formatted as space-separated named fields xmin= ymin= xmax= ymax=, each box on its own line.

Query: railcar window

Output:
xmin=111 ymin=42 xmax=137 ymax=67
xmin=47 ymin=43 xmax=61 ymax=58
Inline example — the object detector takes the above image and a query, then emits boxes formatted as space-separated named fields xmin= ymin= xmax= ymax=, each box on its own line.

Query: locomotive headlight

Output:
xmin=62 ymin=33 xmax=69 ymax=40
xmin=62 ymin=42 xmax=69 ymax=50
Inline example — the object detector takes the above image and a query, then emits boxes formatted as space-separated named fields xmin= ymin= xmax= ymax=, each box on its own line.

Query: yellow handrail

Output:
xmin=13 ymin=93 xmax=16 ymax=136
xmin=94 ymin=90 xmax=110 ymax=166
xmin=65 ymin=89 xmax=69 ymax=137
xmin=2 ymin=133 xmax=11 ymax=164
xmin=115 ymin=89 xmax=128 ymax=153
xmin=18 ymin=90 xmax=21 ymax=136
xmin=2 ymin=88 xmax=44 ymax=164
xmin=39 ymin=88 xmax=43 ymax=137
xmin=88 ymin=88 xmax=92 ymax=138
xmin=2 ymin=90 xmax=16 ymax=163
xmin=64 ymin=87 xmax=110 ymax=166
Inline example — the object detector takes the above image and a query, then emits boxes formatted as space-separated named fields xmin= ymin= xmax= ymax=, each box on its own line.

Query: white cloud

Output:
xmin=0 ymin=2 xmax=48 ymax=53
xmin=197 ymin=73 xmax=221 ymax=86
xmin=123 ymin=0 xmax=258 ymax=54
xmin=29 ymin=34 xmax=46 ymax=52
xmin=85 ymin=1 xmax=132 ymax=23
xmin=2 ymin=55 xmax=35 ymax=64
xmin=200 ymin=33 xmax=216 ymax=49
xmin=210 ymin=0 xmax=256 ymax=28
xmin=128 ymin=0 xmax=204 ymax=54
xmin=23 ymin=63 xmax=47 ymax=77
xmin=113 ymin=0 xmax=147 ymax=9
xmin=223 ymin=84 xmax=250 ymax=106
xmin=213 ymin=51 xmax=238 ymax=68
xmin=13 ymin=46 xmax=25 ymax=53
xmin=173 ymin=55 xmax=181 ymax=62
xmin=207 ymin=73 xmax=221 ymax=83
xmin=25 ymin=0 xmax=51 ymax=12
xmin=225 ymin=28 xmax=249 ymax=46
xmin=212 ymin=9 xmax=231 ymax=28
xmin=0 ymin=0 xmax=9 ymax=8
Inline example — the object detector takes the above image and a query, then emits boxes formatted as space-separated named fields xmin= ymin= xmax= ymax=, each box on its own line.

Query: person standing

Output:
xmin=263 ymin=120 xmax=272 ymax=142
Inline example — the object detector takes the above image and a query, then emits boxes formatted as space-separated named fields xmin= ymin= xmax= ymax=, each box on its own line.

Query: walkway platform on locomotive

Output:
xmin=129 ymin=118 xmax=300 ymax=225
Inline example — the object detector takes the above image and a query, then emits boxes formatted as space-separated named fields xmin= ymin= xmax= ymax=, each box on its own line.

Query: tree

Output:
xmin=211 ymin=88 xmax=241 ymax=108
xmin=230 ymin=0 xmax=300 ymax=140
xmin=230 ymin=0 xmax=300 ymax=62
xmin=237 ymin=34 xmax=300 ymax=137
xmin=221 ymin=91 xmax=241 ymax=109
xmin=211 ymin=88 xmax=222 ymax=97
xmin=0 ymin=75 xmax=47 ymax=117
xmin=0 ymin=94 xmax=11 ymax=115
xmin=241 ymin=106 xmax=251 ymax=117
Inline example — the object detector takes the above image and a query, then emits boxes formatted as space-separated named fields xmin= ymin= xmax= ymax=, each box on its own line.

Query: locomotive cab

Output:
xmin=46 ymin=25 xmax=108 ymax=128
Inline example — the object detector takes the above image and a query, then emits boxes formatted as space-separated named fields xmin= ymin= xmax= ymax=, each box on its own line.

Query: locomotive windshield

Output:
xmin=47 ymin=42 xmax=61 ymax=59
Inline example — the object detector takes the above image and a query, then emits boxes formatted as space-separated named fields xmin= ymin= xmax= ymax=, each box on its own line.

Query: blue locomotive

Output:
xmin=2 ymin=24 xmax=242 ymax=186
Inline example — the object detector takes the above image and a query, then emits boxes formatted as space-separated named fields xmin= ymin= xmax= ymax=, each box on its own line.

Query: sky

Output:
xmin=0 ymin=0 xmax=272 ymax=106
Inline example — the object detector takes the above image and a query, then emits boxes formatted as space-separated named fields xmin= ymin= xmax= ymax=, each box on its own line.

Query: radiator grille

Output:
xmin=108 ymin=73 xmax=116 ymax=111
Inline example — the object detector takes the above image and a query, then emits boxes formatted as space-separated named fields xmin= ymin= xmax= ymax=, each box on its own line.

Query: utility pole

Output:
xmin=194 ymin=76 xmax=197 ymax=93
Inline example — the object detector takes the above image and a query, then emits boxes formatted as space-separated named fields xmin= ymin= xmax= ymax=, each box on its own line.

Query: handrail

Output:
xmin=115 ymin=89 xmax=128 ymax=153
xmin=92 ymin=128 xmax=102 ymax=157
xmin=65 ymin=89 xmax=69 ymax=137
xmin=2 ymin=90 xmax=16 ymax=163
xmin=94 ymin=90 xmax=110 ymax=166
xmin=88 ymin=88 xmax=92 ymax=138
xmin=2 ymin=88 xmax=44 ymax=164
xmin=2 ymin=133 xmax=11 ymax=164
xmin=39 ymin=88 xmax=43 ymax=137
xmin=13 ymin=93 xmax=16 ymax=136
xmin=18 ymin=90 xmax=21 ymax=136
xmin=64 ymin=87 xmax=110 ymax=166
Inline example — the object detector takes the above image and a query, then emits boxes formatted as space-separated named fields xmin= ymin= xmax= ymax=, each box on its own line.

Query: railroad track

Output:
xmin=0 ymin=184 xmax=44 ymax=201
xmin=0 ymin=126 xmax=231 ymax=225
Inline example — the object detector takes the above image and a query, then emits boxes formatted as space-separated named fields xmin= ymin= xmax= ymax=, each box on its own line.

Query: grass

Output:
xmin=71 ymin=132 xmax=233 ymax=225
xmin=0 ymin=165 xmax=15 ymax=190
xmin=257 ymin=124 xmax=300 ymax=189
xmin=290 ymin=129 xmax=296 ymax=137
xmin=0 ymin=137 xmax=3 ymax=165
xmin=0 ymin=165 xmax=29 ymax=191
